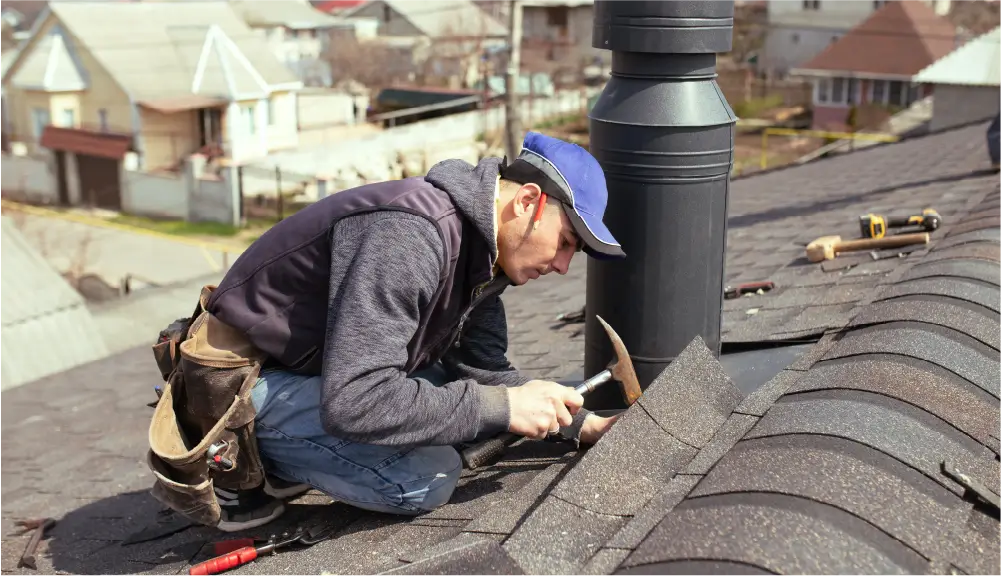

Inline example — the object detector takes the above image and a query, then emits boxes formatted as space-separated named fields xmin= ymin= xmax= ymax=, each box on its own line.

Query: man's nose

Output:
xmin=552 ymin=250 xmax=573 ymax=275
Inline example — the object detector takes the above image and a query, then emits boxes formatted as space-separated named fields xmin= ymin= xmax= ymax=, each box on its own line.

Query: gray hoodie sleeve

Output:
xmin=442 ymin=291 xmax=593 ymax=446
xmin=319 ymin=211 xmax=510 ymax=447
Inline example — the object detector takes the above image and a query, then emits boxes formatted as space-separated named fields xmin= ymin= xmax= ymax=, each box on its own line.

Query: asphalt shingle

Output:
xmin=3 ymin=121 xmax=998 ymax=576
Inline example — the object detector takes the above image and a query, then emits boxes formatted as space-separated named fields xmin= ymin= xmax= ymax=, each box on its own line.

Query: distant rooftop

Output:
xmin=914 ymin=25 xmax=1001 ymax=87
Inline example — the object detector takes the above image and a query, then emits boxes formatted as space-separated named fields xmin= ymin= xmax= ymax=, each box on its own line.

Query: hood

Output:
xmin=424 ymin=156 xmax=503 ymax=260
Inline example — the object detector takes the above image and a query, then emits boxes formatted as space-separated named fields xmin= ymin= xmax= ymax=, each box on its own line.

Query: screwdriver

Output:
xmin=189 ymin=541 xmax=279 ymax=575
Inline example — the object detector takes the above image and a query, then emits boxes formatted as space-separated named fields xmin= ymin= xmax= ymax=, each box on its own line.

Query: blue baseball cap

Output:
xmin=500 ymin=131 xmax=626 ymax=259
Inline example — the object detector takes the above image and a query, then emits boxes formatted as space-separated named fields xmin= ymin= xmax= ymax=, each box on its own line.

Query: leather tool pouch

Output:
xmin=146 ymin=285 xmax=268 ymax=527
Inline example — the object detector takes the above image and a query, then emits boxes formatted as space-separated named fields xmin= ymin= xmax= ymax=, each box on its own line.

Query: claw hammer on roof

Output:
xmin=461 ymin=316 xmax=641 ymax=469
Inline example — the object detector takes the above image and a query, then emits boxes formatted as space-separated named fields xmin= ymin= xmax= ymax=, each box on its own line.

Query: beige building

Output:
xmin=1 ymin=1 xmax=302 ymax=208
xmin=229 ymin=0 xmax=340 ymax=86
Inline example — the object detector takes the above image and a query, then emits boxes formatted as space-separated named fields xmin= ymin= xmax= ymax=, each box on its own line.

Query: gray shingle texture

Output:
xmin=635 ymin=336 xmax=743 ymax=449
xmin=3 ymin=121 xmax=999 ymax=576
xmin=875 ymin=277 xmax=1000 ymax=312
xmin=382 ymin=538 xmax=524 ymax=575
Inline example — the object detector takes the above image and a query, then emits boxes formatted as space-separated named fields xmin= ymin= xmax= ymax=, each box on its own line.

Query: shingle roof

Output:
xmin=1 ymin=121 xmax=998 ymax=575
xmin=796 ymin=0 xmax=959 ymax=77
xmin=0 ymin=216 xmax=108 ymax=391
xmin=914 ymin=25 xmax=1001 ymax=87
xmin=7 ymin=23 xmax=87 ymax=91
xmin=12 ymin=2 xmax=300 ymax=101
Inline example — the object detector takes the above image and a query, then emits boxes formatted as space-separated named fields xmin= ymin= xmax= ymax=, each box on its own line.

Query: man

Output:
xmin=206 ymin=132 xmax=626 ymax=531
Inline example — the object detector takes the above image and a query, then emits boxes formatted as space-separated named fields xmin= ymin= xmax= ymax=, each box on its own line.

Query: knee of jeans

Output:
xmin=412 ymin=447 xmax=462 ymax=512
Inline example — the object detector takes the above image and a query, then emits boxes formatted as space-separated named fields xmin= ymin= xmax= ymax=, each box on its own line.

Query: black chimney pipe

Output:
xmin=584 ymin=1 xmax=737 ymax=410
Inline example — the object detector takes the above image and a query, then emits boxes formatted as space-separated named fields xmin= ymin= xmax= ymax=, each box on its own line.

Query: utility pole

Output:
xmin=504 ymin=0 xmax=523 ymax=161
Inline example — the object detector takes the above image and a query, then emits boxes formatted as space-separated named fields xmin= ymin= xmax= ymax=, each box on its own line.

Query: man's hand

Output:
xmin=579 ymin=413 xmax=621 ymax=445
xmin=507 ymin=380 xmax=584 ymax=440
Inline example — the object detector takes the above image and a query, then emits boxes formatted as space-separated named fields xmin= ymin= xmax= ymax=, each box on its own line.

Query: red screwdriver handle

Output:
xmin=189 ymin=546 xmax=259 ymax=575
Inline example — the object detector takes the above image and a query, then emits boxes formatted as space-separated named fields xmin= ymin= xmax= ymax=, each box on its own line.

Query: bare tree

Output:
xmin=728 ymin=3 xmax=766 ymax=66
xmin=949 ymin=0 xmax=1001 ymax=37
xmin=427 ymin=12 xmax=497 ymax=89
xmin=325 ymin=34 xmax=412 ymax=90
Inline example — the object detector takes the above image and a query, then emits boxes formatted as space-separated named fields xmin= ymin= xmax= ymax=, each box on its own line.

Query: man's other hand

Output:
xmin=507 ymin=380 xmax=584 ymax=440
xmin=579 ymin=413 xmax=621 ymax=445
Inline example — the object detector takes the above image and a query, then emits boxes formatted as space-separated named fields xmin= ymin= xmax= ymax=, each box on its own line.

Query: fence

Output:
xmin=236 ymin=164 xmax=319 ymax=222
xmin=1 ymin=151 xmax=239 ymax=226
xmin=251 ymin=88 xmax=598 ymax=196
xmin=1 ymin=153 xmax=58 ymax=204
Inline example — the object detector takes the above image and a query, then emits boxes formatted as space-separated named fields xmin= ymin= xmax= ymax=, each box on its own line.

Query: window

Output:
xmin=803 ymin=0 xmax=821 ymax=10
xmin=872 ymin=79 xmax=886 ymax=103
xmin=268 ymin=98 xmax=277 ymax=126
xmin=873 ymin=0 xmax=887 ymax=8
xmin=867 ymin=79 xmax=913 ymax=107
xmin=60 ymin=108 xmax=75 ymax=128
xmin=98 ymin=108 xmax=109 ymax=131
xmin=31 ymin=108 xmax=50 ymax=138
xmin=816 ymin=76 xmax=860 ymax=106
xmin=816 ymin=78 xmax=830 ymax=103
xmin=847 ymin=78 xmax=859 ymax=105
xmin=244 ymin=104 xmax=256 ymax=135
xmin=831 ymin=77 xmax=845 ymax=104
xmin=888 ymin=80 xmax=903 ymax=106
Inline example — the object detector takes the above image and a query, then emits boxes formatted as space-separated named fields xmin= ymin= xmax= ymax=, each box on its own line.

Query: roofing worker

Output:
xmin=187 ymin=132 xmax=626 ymax=531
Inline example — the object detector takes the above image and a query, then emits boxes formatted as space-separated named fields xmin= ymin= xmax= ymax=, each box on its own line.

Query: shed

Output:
xmin=914 ymin=26 xmax=1001 ymax=132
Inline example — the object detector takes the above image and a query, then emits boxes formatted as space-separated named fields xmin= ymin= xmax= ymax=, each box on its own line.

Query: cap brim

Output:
xmin=564 ymin=206 xmax=626 ymax=259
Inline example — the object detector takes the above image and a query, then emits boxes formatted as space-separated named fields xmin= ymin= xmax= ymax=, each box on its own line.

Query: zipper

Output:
xmin=453 ymin=278 xmax=501 ymax=349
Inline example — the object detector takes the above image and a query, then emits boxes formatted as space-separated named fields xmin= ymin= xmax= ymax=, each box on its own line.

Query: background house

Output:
xmin=914 ymin=26 xmax=1000 ymax=132
xmin=1 ymin=1 xmax=302 ymax=209
xmin=763 ymin=0 xmax=952 ymax=78
xmin=311 ymin=0 xmax=367 ymax=15
xmin=341 ymin=0 xmax=508 ymax=89
xmin=229 ymin=0 xmax=341 ymax=87
xmin=790 ymin=1 xmax=958 ymax=131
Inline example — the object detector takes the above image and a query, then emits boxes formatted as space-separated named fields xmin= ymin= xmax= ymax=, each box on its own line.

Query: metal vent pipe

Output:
xmin=584 ymin=0 xmax=737 ymax=410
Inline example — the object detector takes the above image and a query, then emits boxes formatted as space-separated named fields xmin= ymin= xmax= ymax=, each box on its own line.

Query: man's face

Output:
xmin=496 ymin=183 xmax=581 ymax=285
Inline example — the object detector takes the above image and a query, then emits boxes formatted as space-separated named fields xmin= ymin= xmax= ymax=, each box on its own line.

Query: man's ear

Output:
xmin=512 ymin=182 xmax=543 ymax=218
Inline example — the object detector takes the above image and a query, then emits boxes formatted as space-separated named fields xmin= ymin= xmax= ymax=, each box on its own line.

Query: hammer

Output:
xmin=805 ymin=232 xmax=929 ymax=263
xmin=460 ymin=316 xmax=641 ymax=470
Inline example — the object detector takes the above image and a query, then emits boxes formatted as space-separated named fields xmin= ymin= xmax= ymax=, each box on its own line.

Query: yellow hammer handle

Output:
xmin=835 ymin=233 xmax=930 ymax=254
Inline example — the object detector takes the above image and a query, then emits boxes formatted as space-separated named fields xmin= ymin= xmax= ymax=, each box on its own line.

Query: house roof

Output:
xmin=229 ymin=0 xmax=340 ymax=30
xmin=7 ymin=23 xmax=87 ymax=91
xmin=914 ymin=26 xmax=1001 ymax=87
xmin=795 ymin=0 xmax=959 ymax=78
xmin=313 ymin=0 xmax=367 ymax=13
xmin=1 ymin=121 xmax=998 ymax=574
xmin=346 ymin=0 xmax=508 ymax=38
xmin=0 ymin=216 xmax=108 ymax=391
xmin=5 ymin=2 xmax=301 ymax=102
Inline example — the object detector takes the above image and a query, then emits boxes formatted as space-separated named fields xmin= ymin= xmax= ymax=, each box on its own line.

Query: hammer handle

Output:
xmin=836 ymin=232 xmax=929 ymax=254
xmin=460 ymin=370 xmax=614 ymax=470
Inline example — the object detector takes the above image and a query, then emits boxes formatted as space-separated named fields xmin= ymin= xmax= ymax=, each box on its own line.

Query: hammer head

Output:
xmin=806 ymin=235 xmax=842 ymax=263
xmin=595 ymin=315 xmax=642 ymax=406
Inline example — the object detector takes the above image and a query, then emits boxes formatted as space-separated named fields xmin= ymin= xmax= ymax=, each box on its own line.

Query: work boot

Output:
xmin=214 ymin=477 xmax=309 ymax=533
xmin=263 ymin=475 xmax=311 ymax=500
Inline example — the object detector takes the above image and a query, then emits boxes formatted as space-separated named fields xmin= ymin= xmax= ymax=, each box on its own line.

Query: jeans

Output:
xmin=250 ymin=365 xmax=462 ymax=515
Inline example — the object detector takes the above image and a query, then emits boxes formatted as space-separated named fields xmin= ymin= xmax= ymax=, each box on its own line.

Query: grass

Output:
xmin=111 ymin=214 xmax=241 ymax=237
xmin=732 ymin=94 xmax=785 ymax=119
